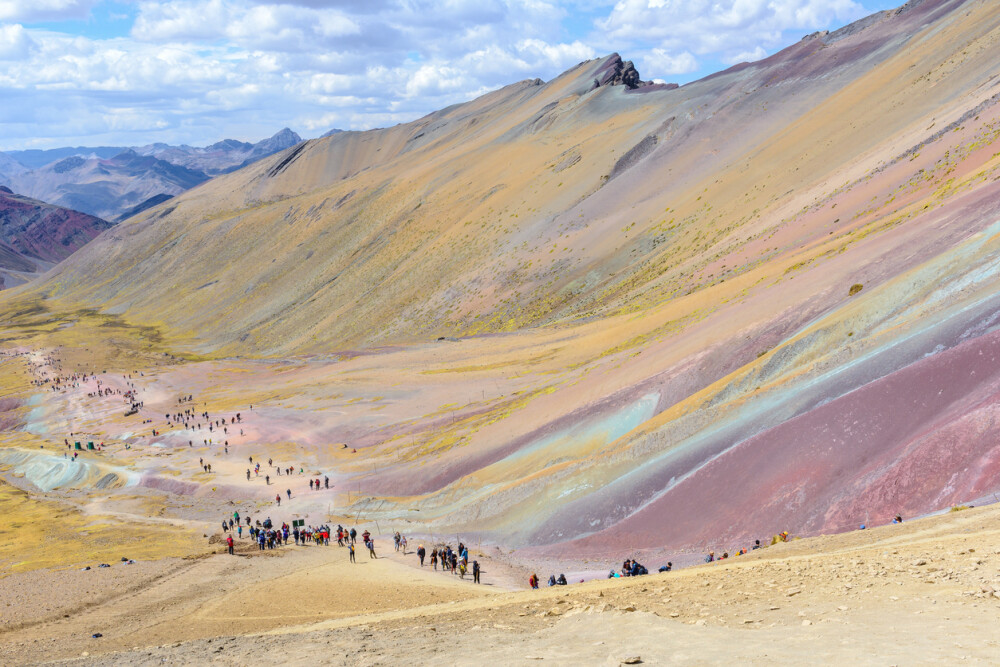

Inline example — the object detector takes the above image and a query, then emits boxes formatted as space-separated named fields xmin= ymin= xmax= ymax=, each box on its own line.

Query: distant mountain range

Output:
xmin=0 ymin=129 xmax=302 ymax=220
xmin=0 ymin=186 xmax=113 ymax=289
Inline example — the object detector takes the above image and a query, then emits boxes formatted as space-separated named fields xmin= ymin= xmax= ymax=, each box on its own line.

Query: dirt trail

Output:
xmin=1 ymin=502 xmax=996 ymax=665
xmin=0 ymin=539 xmax=495 ymax=665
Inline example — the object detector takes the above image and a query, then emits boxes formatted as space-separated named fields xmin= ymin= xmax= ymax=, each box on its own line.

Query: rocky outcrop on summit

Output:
xmin=0 ymin=190 xmax=112 ymax=289
xmin=593 ymin=54 xmax=654 ymax=90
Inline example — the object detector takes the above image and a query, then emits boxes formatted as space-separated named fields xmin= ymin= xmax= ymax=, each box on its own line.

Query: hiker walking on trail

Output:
xmin=349 ymin=542 xmax=356 ymax=563
xmin=226 ymin=534 xmax=234 ymax=555
xmin=276 ymin=494 xmax=281 ymax=506
xmin=473 ymin=560 xmax=480 ymax=583
xmin=367 ymin=538 xmax=377 ymax=559
xmin=417 ymin=545 xmax=426 ymax=566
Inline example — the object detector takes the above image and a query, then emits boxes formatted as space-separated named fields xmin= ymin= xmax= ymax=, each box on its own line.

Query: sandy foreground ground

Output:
xmin=1 ymin=502 xmax=999 ymax=666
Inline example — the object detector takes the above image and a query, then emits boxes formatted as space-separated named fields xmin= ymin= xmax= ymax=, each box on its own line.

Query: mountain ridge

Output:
xmin=0 ymin=189 xmax=112 ymax=289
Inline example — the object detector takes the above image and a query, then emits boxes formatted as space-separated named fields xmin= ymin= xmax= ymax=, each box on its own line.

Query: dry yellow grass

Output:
xmin=0 ymin=480 xmax=208 ymax=576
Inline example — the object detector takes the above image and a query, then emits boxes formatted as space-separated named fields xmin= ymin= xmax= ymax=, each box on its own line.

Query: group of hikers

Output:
xmin=220 ymin=511 xmax=342 ymax=553
xmin=538 ymin=573 xmax=569 ymax=587
xmin=702 ymin=531 xmax=793 ymax=563
xmin=609 ymin=557 xmax=653 ymax=578
xmin=241 ymin=455 xmax=338 ymax=507
xmin=524 ymin=532 xmax=802 ymax=589
xmin=413 ymin=539 xmax=482 ymax=583
xmin=219 ymin=513 xmax=491 ymax=583
xmin=348 ymin=528 xmax=379 ymax=561
xmin=164 ymin=407 xmax=240 ymax=437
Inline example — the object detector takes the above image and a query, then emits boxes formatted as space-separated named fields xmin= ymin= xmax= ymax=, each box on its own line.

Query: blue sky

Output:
xmin=0 ymin=0 xmax=902 ymax=150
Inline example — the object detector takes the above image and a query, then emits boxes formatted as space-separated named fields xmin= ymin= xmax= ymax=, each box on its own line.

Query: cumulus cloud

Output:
xmin=641 ymin=48 xmax=697 ymax=75
xmin=0 ymin=0 xmax=96 ymax=22
xmin=724 ymin=45 xmax=768 ymax=64
xmin=596 ymin=0 xmax=866 ymax=67
xmin=0 ymin=23 xmax=34 ymax=59
xmin=132 ymin=0 xmax=361 ymax=49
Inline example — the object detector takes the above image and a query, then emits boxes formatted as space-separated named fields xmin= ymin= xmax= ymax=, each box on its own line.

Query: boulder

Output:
xmin=592 ymin=54 xmax=654 ymax=90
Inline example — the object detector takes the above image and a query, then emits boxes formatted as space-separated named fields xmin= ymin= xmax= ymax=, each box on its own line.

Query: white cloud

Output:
xmin=0 ymin=0 xmax=96 ymax=22
xmin=515 ymin=38 xmax=595 ymax=69
xmin=102 ymin=107 xmax=170 ymax=131
xmin=0 ymin=23 xmax=34 ymax=60
xmin=135 ymin=0 xmax=362 ymax=50
xmin=724 ymin=45 xmax=768 ymax=64
xmin=405 ymin=63 xmax=468 ymax=98
xmin=596 ymin=0 xmax=865 ymax=64
xmin=642 ymin=48 xmax=697 ymax=76
xmin=131 ymin=0 xmax=229 ymax=41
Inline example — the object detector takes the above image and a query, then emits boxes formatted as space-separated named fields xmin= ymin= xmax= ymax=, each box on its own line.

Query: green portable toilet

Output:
xmin=87 ymin=442 xmax=95 ymax=450
xmin=74 ymin=441 xmax=82 ymax=450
